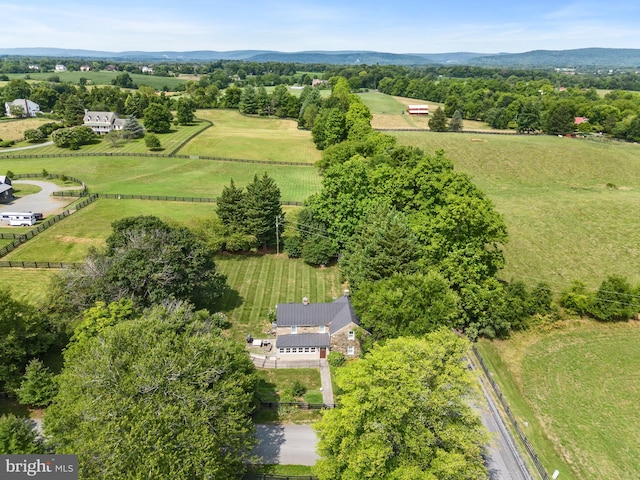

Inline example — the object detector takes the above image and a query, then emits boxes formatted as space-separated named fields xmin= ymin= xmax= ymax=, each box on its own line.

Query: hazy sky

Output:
xmin=2 ymin=0 xmax=639 ymax=53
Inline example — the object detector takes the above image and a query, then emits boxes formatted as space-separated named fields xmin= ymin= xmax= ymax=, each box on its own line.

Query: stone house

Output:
xmin=274 ymin=293 xmax=365 ymax=360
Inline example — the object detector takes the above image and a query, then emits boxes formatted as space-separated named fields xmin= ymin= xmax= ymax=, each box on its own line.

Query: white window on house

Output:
xmin=319 ymin=325 xmax=326 ymax=333
xmin=285 ymin=348 xmax=291 ymax=353
xmin=310 ymin=347 xmax=316 ymax=353
xmin=348 ymin=330 xmax=355 ymax=340
xmin=347 ymin=346 xmax=355 ymax=356
xmin=291 ymin=325 xmax=297 ymax=334
xmin=278 ymin=348 xmax=285 ymax=354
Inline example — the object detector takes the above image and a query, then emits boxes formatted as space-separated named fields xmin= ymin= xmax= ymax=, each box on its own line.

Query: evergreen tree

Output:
xmin=255 ymin=86 xmax=270 ymax=116
xmin=17 ymin=359 xmax=58 ymax=407
xmin=62 ymin=95 xmax=85 ymax=127
xmin=244 ymin=173 xmax=283 ymax=249
xmin=239 ymin=85 xmax=258 ymax=114
xmin=216 ymin=179 xmax=246 ymax=229
xmin=340 ymin=203 xmax=421 ymax=291
xmin=0 ymin=414 xmax=44 ymax=454
xmin=428 ymin=106 xmax=448 ymax=131
xmin=122 ymin=116 xmax=144 ymax=139
xmin=449 ymin=109 xmax=464 ymax=132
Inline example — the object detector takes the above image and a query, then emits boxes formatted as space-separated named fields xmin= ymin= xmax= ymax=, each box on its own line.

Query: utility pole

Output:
xmin=275 ymin=215 xmax=280 ymax=255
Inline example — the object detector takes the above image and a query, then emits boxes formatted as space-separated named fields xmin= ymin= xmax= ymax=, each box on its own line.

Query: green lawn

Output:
xmin=392 ymin=131 xmax=640 ymax=288
xmin=215 ymin=253 xmax=342 ymax=343
xmin=477 ymin=320 xmax=640 ymax=480
xmin=183 ymin=109 xmax=322 ymax=164
xmin=0 ymin=120 xmax=210 ymax=154
xmin=2 ymin=199 xmax=219 ymax=262
xmin=1 ymin=269 xmax=59 ymax=305
xmin=0 ymin=156 xmax=319 ymax=203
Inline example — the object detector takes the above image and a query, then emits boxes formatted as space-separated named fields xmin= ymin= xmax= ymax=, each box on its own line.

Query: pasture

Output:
xmin=183 ymin=109 xmax=322 ymax=164
xmin=0 ymin=117 xmax=52 ymax=142
xmin=0 ymin=155 xmax=319 ymax=202
xmin=477 ymin=320 xmax=640 ymax=480
xmin=1 ymin=71 xmax=188 ymax=91
xmin=389 ymin=130 xmax=640 ymax=289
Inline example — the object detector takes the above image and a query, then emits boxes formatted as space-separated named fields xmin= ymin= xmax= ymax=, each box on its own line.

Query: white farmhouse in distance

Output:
xmin=4 ymin=99 xmax=40 ymax=117
xmin=54 ymin=64 xmax=67 ymax=72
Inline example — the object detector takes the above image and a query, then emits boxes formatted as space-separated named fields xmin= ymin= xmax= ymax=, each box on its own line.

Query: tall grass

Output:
xmin=392 ymin=131 xmax=640 ymax=288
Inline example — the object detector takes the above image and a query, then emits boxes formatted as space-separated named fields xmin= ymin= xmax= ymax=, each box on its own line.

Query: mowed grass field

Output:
xmin=1 ymin=71 xmax=188 ymax=91
xmin=477 ymin=320 xmax=640 ymax=480
xmin=0 ymin=155 xmax=319 ymax=202
xmin=215 ymin=253 xmax=342 ymax=343
xmin=0 ymin=118 xmax=210 ymax=153
xmin=182 ymin=109 xmax=322 ymax=164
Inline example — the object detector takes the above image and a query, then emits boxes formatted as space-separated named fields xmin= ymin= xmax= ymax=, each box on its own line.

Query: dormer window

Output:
xmin=319 ymin=325 xmax=326 ymax=334
xmin=291 ymin=325 xmax=297 ymax=334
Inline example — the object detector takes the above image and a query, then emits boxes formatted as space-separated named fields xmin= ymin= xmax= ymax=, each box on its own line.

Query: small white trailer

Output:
xmin=0 ymin=211 xmax=38 ymax=226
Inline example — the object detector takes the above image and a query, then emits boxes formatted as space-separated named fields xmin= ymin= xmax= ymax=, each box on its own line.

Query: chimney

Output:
xmin=343 ymin=289 xmax=350 ymax=297
xmin=302 ymin=296 xmax=309 ymax=305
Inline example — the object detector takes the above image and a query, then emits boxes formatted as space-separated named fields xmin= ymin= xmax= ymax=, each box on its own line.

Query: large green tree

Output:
xmin=176 ymin=97 xmax=196 ymax=125
xmin=45 ymin=303 xmax=258 ymax=479
xmin=55 ymin=216 xmax=226 ymax=312
xmin=142 ymin=102 xmax=173 ymax=133
xmin=0 ymin=288 xmax=55 ymax=392
xmin=340 ymin=203 xmax=421 ymax=291
xmin=352 ymin=271 xmax=461 ymax=340
xmin=428 ymin=106 xmax=448 ymax=131
xmin=314 ymin=331 xmax=488 ymax=480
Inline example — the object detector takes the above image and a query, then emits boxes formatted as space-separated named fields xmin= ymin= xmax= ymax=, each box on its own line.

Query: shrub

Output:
xmin=282 ymin=379 xmax=307 ymax=400
xmin=24 ymin=129 xmax=46 ymax=143
xmin=144 ymin=133 xmax=161 ymax=150
xmin=327 ymin=351 xmax=345 ymax=367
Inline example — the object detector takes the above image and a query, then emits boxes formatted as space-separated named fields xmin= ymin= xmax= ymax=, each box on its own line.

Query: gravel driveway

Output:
xmin=5 ymin=180 xmax=80 ymax=216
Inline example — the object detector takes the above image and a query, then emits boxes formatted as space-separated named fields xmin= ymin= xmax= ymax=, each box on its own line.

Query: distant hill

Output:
xmin=1 ymin=47 xmax=639 ymax=68
xmin=467 ymin=48 xmax=640 ymax=69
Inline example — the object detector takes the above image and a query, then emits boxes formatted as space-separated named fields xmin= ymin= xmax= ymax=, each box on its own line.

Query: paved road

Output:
xmin=472 ymin=362 xmax=533 ymax=480
xmin=253 ymin=424 xmax=319 ymax=466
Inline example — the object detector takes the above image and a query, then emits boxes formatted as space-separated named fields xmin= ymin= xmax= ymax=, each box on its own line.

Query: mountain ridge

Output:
xmin=1 ymin=47 xmax=639 ymax=68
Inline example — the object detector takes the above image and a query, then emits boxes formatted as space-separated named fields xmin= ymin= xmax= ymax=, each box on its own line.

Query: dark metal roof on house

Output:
xmin=276 ymin=295 xmax=359 ymax=333
xmin=275 ymin=333 xmax=330 ymax=348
